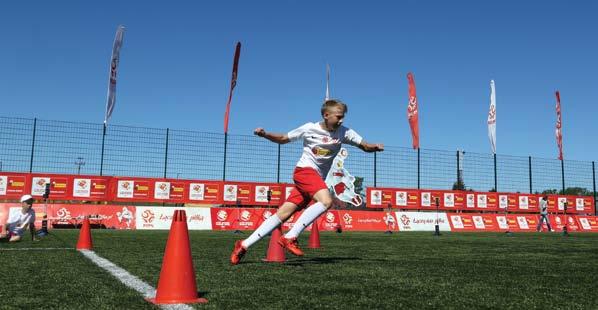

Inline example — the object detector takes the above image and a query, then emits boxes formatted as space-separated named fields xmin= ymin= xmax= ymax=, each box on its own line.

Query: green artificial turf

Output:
xmin=1 ymin=230 xmax=597 ymax=309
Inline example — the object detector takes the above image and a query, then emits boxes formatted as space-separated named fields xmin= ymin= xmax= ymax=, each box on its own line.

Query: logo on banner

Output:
xmin=262 ymin=210 xmax=273 ymax=219
xmin=343 ymin=213 xmax=353 ymax=225
xmin=421 ymin=192 xmax=431 ymax=207
xmin=31 ymin=177 xmax=50 ymax=196
xmin=325 ymin=148 xmax=363 ymax=207
xmin=517 ymin=216 xmax=529 ymax=229
xmin=384 ymin=213 xmax=396 ymax=229
xmin=519 ymin=196 xmax=529 ymax=209
xmin=154 ymin=181 xmax=170 ymax=200
xmin=371 ymin=190 xmax=382 ymax=205
xmin=72 ymin=178 xmax=91 ymax=198
xmin=56 ymin=207 xmax=72 ymax=222
xmin=472 ymin=216 xmax=485 ymax=229
xmin=466 ymin=194 xmax=475 ymax=208
xmin=0 ymin=176 xmax=7 ymax=195
xmin=189 ymin=183 xmax=205 ymax=201
xmin=118 ymin=181 xmax=134 ymax=198
xmin=444 ymin=193 xmax=454 ymax=207
xmin=117 ymin=207 xmax=134 ymax=229
xmin=400 ymin=214 xmax=410 ymax=226
xmin=579 ymin=218 xmax=591 ymax=230
xmin=477 ymin=194 xmax=487 ymax=208
xmin=142 ymin=210 xmax=155 ymax=224
xmin=576 ymin=198 xmax=584 ymax=211
xmin=217 ymin=210 xmax=228 ymax=221
xmin=451 ymin=216 xmax=464 ymax=229
xmin=395 ymin=191 xmax=407 ymax=206
xmin=557 ymin=197 xmax=567 ymax=210
xmin=325 ymin=212 xmax=336 ymax=223
xmin=496 ymin=216 xmax=509 ymax=229
xmin=499 ymin=195 xmax=508 ymax=209
xmin=223 ymin=184 xmax=238 ymax=202
xmin=255 ymin=186 xmax=269 ymax=203
xmin=240 ymin=210 xmax=251 ymax=222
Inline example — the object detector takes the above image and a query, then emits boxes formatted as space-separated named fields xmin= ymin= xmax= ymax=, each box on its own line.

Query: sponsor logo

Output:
xmin=77 ymin=179 xmax=87 ymax=188
xmin=217 ymin=210 xmax=228 ymax=221
xmin=192 ymin=184 xmax=203 ymax=193
xmin=142 ymin=210 xmax=155 ymax=224
xmin=343 ymin=213 xmax=352 ymax=225
xmin=325 ymin=212 xmax=335 ymax=223
xmin=121 ymin=181 xmax=130 ymax=190
xmin=240 ymin=210 xmax=251 ymax=221
xmin=400 ymin=215 xmax=410 ymax=226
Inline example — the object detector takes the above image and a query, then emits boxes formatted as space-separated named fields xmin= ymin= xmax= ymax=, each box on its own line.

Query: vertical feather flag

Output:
xmin=223 ymin=42 xmax=241 ymax=133
xmin=104 ymin=25 xmax=125 ymax=125
xmin=407 ymin=72 xmax=420 ymax=149
xmin=555 ymin=91 xmax=563 ymax=160
xmin=488 ymin=80 xmax=497 ymax=154
xmin=325 ymin=63 xmax=330 ymax=100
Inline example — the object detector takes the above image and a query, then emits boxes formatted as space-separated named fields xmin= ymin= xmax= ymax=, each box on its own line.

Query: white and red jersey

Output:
xmin=287 ymin=122 xmax=363 ymax=178
xmin=7 ymin=208 xmax=35 ymax=237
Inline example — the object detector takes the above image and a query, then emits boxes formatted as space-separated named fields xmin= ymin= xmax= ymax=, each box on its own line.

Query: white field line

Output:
xmin=0 ymin=247 xmax=72 ymax=251
xmin=78 ymin=249 xmax=195 ymax=310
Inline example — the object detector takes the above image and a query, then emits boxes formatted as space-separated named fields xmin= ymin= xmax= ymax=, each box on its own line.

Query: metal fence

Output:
xmin=1 ymin=116 xmax=596 ymax=201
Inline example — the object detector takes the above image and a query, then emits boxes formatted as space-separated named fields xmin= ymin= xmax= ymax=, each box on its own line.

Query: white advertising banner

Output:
xmin=370 ymin=190 xmax=382 ymax=206
xmin=135 ymin=207 xmax=212 ymax=230
xmin=31 ymin=177 xmax=50 ymax=196
xmin=0 ymin=176 xmax=7 ymax=195
xmin=189 ymin=183 xmax=205 ymax=201
xmin=154 ymin=181 xmax=171 ymax=200
xmin=576 ymin=198 xmax=584 ymax=211
xmin=255 ymin=185 xmax=269 ymax=203
xmin=395 ymin=191 xmax=407 ymax=206
xmin=519 ymin=196 xmax=529 ymax=209
xmin=466 ymin=194 xmax=475 ymax=208
xmin=421 ymin=192 xmax=431 ymax=207
xmin=395 ymin=211 xmax=451 ymax=231
xmin=73 ymin=178 xmax=91 ymax=198
xmin=444 ymin=193 xmax=454 ymax=208
xmin=223 ymin=184 xmax=238 ymax=202
xmin=117 ymin=180 xmax=134 ymax=198
xmin=499 ymin=195 xmax=508 ymax=209
xmin=477 ymin=194 xmax=487 ymax=208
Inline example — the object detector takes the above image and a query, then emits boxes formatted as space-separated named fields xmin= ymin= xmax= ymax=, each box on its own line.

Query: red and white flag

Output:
xmin=223 ymin=42 xmax=241 ymax=134
xmin=104 ymin=25 xmax=125 ymax=125
xmin=487 ymin=80 xmax=496 ymax=154
xmin=555 ymin=91 xmax=563 ymax=160
xmin=407 ymin=72 xmax=419 ymax=149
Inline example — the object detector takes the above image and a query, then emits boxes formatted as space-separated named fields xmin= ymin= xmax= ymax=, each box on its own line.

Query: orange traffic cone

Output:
xmin=308 ymin=219 xmax=321 ymax=249
xmin=76 ymin=217 xmax=93 ymax=250
xmin=147 ymin=210 xmax=207 ymax=304
xmin=262 ymin=225 xmax=286 ymax=263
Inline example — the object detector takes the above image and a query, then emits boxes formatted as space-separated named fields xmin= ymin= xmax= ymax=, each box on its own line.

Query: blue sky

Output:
xmin=1 ymin=0 xmax=597 ymax=162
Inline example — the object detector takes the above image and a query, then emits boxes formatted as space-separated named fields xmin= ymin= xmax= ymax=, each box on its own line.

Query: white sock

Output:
xmin=241 ymin=214 xmax=282 ymax=248
xmin=284 ymin=202 xmax=327 ymax=239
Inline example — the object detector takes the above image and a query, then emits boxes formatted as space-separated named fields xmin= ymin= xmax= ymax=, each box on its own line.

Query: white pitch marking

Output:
xmin=79 ymin=249 xmax=194 ymax=310
xmin=0 ymin=247 xmax=72 ymax=251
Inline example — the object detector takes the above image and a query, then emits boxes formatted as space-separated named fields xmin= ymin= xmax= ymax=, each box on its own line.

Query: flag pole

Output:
xmin=223 ymin=42 xmax=241 ymax=181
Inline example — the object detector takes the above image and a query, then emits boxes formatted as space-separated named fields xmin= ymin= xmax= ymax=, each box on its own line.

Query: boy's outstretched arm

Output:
xmin=358 ymin=141 xmax=384 ymax=153
xmin=254 ymin=128 xmax=291 ymax=144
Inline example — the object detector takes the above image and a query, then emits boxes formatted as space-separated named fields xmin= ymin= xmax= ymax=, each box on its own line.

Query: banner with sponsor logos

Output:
xmin=135 ymin=206 xmax=212 ymax=230
xmin=366 ymin=187 xmax=594 ymax=214
xmin=395 ymin=212 xmax=451 ymax=231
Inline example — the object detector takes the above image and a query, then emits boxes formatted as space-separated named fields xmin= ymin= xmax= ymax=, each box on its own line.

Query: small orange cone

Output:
xmin=308 ymin=219 xmax=321 ymax=249
xmin=76 ymin=217 xmax=93 ymax=250
xmin=148 ymin=210 xmax=207 ymax=304
xmin=262 ymin=225 xmax=286 ymax=263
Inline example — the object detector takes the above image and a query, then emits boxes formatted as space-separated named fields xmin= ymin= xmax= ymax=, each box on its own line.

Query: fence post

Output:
xmin=592 ymin=161 xmax=596 ymax=216
xmin=417 ymin=148 xmax=420 ymax=189
xmin=560 ymin=159 xmax=565 ymax=194
xmin=29 ymin=118 xmax=37 ymax=173
xmin=456 ymin=150 xmax=461 ymax=189
xmin=277 ymin=144 xmax=281 ymax=183
xmin=100 ymin=123 xmax=107 ymax=176
xmin=374 ymin=152 xmax=377 ymax=187
xmin=493 ymin=153 xmax=498 ymax=192
xmin=163 ymin=128 xmax=169 ymax=179
xmin=528 ymin=156 xmax=533 ymax=194
xmin=223 ymin=133 xmax=228 ymax=181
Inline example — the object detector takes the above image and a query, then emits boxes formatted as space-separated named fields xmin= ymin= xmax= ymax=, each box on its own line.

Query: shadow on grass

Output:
xmin=283 ymin=256 xmax=361 ymax=266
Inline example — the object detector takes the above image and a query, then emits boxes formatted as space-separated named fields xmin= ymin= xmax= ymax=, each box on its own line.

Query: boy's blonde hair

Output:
xmin=321 ymin=99 xmax=348 ymax=116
